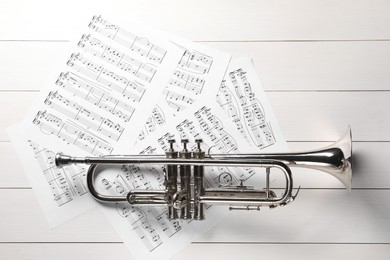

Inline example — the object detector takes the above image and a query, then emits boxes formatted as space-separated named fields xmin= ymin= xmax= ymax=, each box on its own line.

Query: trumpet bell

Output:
xmin=321 ymin=126 xmax=352 ymax=192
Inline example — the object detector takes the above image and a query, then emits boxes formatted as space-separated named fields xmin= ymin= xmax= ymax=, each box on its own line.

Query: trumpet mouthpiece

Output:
xmin=55 ymin=153 xmax=72 ymax=167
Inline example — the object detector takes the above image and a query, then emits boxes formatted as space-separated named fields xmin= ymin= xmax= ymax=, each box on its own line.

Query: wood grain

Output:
xmin=1 ymin=0 xmax=390 ymax=41
xmin=1 ymin=243 xmax=390 ymax=260
xmin=2 ymin=41 xmax=390 ymax=91
xmin=1 ymin=0 xmax=389 ymax=259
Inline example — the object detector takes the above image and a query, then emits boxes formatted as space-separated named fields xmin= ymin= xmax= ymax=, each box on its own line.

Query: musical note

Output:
xmin=175 ymin=119 xmax=201 ymax=139
xmin=216 ymin=80 xmax=234 ymax=105
xmin=67 ymin=53 xmax=146 ymax=102
xmin=29 ymin=141 xmax=88 ymax=206
xmin=168 ymin=69 xmax=205 ymax=94
xmin=33 ymin=110 xmax=113 ymax=155
xmin=157 ymin=133 xmax=176 ymax=152
xmin=44 ymin=91 xmax=124 ymax=141
xmin=193 ymin=106 xmax=238 ymax=153
xmin=116 ymin=203 xmax=163 ymax=252
xmin=162 ymin=89 xmax=194 ymax=112
xmin=88 ymin=15 xmax=167 ymax=64
xmin=217 ymin=68 xmax=276 ymax=148
xmin=135 ymin=42 xmax=221 ymax=145
xmin=136 ymin=105 xmax=166 ymax=143
xmin=56 ymin=72 xmax=135 ymax=122
xmin=178 ymin=50 xmax=212 ymax=74
xmin=139 ymin=146 xmax=157 ymax=155
xmin=78 ymin=34 xmax=157 ymax=83
xmin=156 ymin=211 xmax=182 ymax=237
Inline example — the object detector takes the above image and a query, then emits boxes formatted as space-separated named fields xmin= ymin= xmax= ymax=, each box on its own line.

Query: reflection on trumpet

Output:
xmin=55 ymin=127 xmax=352 ymax=221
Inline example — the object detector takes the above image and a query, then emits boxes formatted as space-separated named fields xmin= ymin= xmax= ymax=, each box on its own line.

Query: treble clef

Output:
xmin=77 ymin=34 xmax=90 ymax=48
xmin=88 ymin=15 xmax=103 ymax=30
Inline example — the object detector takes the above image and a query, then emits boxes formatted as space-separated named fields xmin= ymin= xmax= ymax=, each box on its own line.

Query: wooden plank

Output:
xmin=0 ymin=190 xmax=120 ymax=242
xmin=0 ymin=142 xmax=29 ymax=187
xmin=0 ymin=42 xmax=68 ymax=91
xmin=179 ymin=243 xmax=390 ymax=260
xmin=1 ymin=91 xmax=389 ymax=142
xmin=206 ymin=41 xmax=390 ymax=91
xmin=0 ymin=243 xmax=130 ymax=260
xmin=2 ymin=41 xmax=390 ymax=91
xmin=0 ymin=189 xmax=389 ymax=243
xmin=1 ymin=141 xmax=387 ymax=189
xmin=0 ymin=92 xmax=38 ymax=141
xmin=267 ymin=91 xmax=390 ymax=142
xmin=1 ymin=243 xmax=390 ymax=260
xmin=1 ymin=0 xmax=390 ymax=41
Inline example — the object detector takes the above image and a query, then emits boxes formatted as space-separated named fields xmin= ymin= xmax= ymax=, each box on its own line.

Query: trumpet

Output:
xmin=55 ymin=127 xmax=352 ymax=220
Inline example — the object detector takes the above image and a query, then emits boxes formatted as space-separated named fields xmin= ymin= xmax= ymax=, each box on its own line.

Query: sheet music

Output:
xmin=8 ymin=10 xmax=282 ymax=258
xmin=95 ymin=57 xmax=288 ymax=260
xmin=18 ymin=14 xmax=183 ymax=157
xmin=9 ymin=11 xmax=230 ymax=244
xmin=136 ymin=38 xmax=230 ymax=143
xmin=217 ymin=56 xmax=285 ymax=152
xmin=8 ymin=126 xmax=96 ymax=227
xmin=9 ymin=14 xmax=184 ymax=226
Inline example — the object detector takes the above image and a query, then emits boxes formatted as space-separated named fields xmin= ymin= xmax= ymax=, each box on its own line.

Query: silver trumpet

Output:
xmin=55 ymin=127 xmax=352 ymax=220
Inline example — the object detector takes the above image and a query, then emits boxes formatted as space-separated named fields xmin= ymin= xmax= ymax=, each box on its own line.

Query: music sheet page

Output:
xmin=8 ymin=128 xmax=97 ymax=227
xmin=136 ymin=35 xmax=231 ymax=144
xmin=217 ymin=56 xmax=286 ymax=152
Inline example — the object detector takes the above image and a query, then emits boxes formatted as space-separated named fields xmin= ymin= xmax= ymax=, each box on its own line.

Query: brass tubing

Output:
xmin=193 ymin=139 xmax=205 ymax=220
xmin=179 ymin=139 xmax=191 ymax=219
xmin=165 ymin=139 xmax=178 ymax=219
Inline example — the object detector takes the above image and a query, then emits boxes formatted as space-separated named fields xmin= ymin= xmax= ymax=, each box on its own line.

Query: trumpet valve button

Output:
xmin=195 ymin=139 xmax=203 ymax=149
xmin=181 ymin=139 xmax=189 ymax=150
xmin=167 ymin=139 xmax=176 ymax=151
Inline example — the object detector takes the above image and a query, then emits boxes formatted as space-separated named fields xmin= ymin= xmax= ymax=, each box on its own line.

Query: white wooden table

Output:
xmin=1 ymin=0 xmax=390 ymax=259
